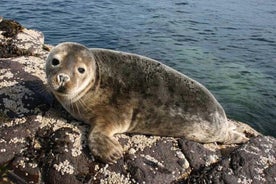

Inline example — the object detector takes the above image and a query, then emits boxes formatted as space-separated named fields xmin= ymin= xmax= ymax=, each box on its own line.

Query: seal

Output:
xmin=46 ymin=42 xmax=249 ymax=163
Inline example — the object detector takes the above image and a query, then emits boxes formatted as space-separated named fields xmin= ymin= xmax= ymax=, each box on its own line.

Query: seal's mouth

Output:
xmin=50 ymin=82 xmax=79 ymax=101
xmin=56 ymin=85 xmax=66 ymax=93
xmin=50 ymin=81 xmax=65 ymax=92
xmin=50 ymin=81 xmax=71 ymax=96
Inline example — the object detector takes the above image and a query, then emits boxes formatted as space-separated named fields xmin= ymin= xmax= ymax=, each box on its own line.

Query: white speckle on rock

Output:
xmin=259 ymin=155 xmax=276 ymax=167
xmin=0 ymin=78 xmax=17 ymax=89
xmin=65 ymin=132 xmax=82 ymax=157
xmin=1 ymin=81 xmax=34 ymax=116
xmin=15 ymin=29 xmax=45 ymax=56
xmin=37 ymin=112 xmax=85 ymax=134
xmin=18 ymin=159 xmax=26 ymax=168
xmin=128 ymin=148 xmax=136 ymax=155
xmin=28 ymin=162 xmax=38 ymax=168
xmin=183 ymin=157 xmax=190 ymax=170
xmin=206 ymin=154 xmax=219 ymax=166
xmin=12 ymin=57 xmax=47 ymax=81
xmin=97 ymin=164 xmax=132 ymax=184
xmin=141 ymin=154 xmax=165 ymax=168
xmin=34 ymin=140 xmax=41 ymax=149
xmin=217 ymin=166 xmax=223 ymax=171
xmin=117 ymin=134 xmax=160 ymax=152
xmin=0 ymin=139 xmax=7 ymax=143
xmin=237 ymin=176 xmax=253 ymax=184
xmin=250 ymin=146 xmax=261 ymax=153
xmin=0 ymin=69 xmax=14 ymax=81
xmin=240 ymin=144 xmax=260 ymax=156
xmin=36 ymin=112 xmax=85 ymax=158
xmin=253 ymin=172 xmax=266 ymax=182
xmin=227 ymin=167 xmax=234 ymax=175
xmin=94 ymin=164 xmax=100 ymax=171
xmin=1 ymin=117 xmax=26 ymax=128
xmin=9 ymin=137 xmax=25 ymax=144
xmin=176 ymin=150 xmax=185 ymax=159
xmin=0 ymin=148 xmax=6 ymax=152
xmin=53 ymin=160 xmax=74 ymax=175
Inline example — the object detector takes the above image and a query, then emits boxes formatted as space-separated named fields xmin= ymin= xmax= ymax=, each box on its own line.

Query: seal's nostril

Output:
xmin=57 ymin=73 xmax=70 ymax=83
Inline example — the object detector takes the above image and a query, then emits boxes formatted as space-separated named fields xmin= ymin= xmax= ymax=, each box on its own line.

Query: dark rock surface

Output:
xmin=0 ymin=18 xmax=275 ymax=184
xmin=182 ymin=136 xmax=276 ymax=184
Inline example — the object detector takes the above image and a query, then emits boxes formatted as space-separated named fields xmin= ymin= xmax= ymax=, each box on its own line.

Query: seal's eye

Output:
xmin=52 ymin=58 xmax=60 ymax=66
xmin=78 ymin=67 xmax=85 ymax=74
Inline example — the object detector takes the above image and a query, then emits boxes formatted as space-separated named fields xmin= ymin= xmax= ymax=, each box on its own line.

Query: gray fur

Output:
xmin=46 ymin=43 xmax=249 ymax=163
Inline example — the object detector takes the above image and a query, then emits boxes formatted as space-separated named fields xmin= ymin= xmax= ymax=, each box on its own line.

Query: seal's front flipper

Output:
xmin=88 ymin=131 xmax=123 ymax=164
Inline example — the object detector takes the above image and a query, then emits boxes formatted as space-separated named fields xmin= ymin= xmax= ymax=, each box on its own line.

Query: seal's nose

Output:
xmin=57 ymin=73 xmax=70 ymax=84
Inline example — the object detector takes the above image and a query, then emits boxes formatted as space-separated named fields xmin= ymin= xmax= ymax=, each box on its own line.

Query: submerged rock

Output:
xmin=0 ymin=18 xmax=275 ymax=184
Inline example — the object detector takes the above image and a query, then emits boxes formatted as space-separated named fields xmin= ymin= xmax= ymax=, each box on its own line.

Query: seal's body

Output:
xmin=46 ymin=42 xmax=248 ymax=163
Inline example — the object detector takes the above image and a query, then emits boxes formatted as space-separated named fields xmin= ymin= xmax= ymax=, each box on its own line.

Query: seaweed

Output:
xmin=0 ymin=18 xmax=24 ymax=38
xmin=0 ymin=39 xmax=33 ymax=58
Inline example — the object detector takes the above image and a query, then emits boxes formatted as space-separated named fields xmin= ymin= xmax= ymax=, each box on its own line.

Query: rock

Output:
xmin=0 ymin=17 xmax=275 ymax=184
xmin=178 ymin=139 xmax=222 ymax=171
xmin=0 ymin=17 xmax=47 ymax=58
xmin=181 ymin=136 xmax=276 ymax=184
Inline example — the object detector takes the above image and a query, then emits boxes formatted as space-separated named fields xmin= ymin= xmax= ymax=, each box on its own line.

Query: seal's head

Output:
xmin=46 ymin=42 xmax=97 ymax=103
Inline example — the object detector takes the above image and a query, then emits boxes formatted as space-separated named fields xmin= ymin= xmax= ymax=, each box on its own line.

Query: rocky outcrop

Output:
xmin=184 ymin=136 xmax=276 ymax=183
xmin=0 ymin=18 xmax=275 ymax=184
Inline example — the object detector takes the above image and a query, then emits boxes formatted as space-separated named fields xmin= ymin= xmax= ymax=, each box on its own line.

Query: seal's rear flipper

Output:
xmin=224 ymin=119 xmax=261 ymax=144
